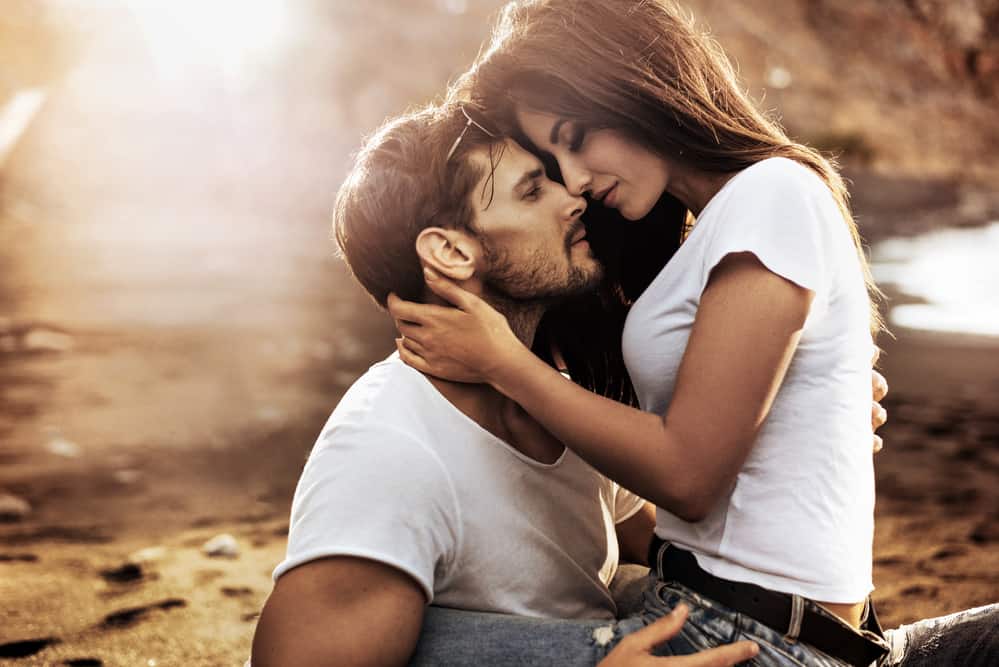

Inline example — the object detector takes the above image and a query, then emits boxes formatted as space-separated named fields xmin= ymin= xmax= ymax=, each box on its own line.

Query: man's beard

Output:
xmin=478 ymin=236 xmax=604 ymax=306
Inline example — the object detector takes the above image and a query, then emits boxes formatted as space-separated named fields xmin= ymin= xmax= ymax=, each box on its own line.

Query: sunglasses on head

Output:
xmin=445 ymin=104 xmax=501 ymax=161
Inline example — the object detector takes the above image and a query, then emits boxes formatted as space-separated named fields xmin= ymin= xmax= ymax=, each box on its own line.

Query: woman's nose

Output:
xmin=560 ymin=160 xmax=592 ymax=197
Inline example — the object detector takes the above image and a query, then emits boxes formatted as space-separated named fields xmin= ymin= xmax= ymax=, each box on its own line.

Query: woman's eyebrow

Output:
xmin=549 ymin=119 xmax=567 ymax=145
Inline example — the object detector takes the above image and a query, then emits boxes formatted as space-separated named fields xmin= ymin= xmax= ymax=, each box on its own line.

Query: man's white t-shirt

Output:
xmin=274 ymin=354 xmax=645 ymax=619
xmin=622 ymin=157 xmax=875 ymax=603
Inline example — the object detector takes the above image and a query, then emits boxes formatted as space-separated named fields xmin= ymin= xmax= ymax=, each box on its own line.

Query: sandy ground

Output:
xmin=1 ymin=322 xmax=997 ymax=666
xmin=1 ymin=2 xmax=997 ymax=666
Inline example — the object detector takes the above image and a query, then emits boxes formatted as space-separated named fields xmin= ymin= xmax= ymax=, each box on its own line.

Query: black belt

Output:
xmin=648 ymin=536 xmax=888 ymax=667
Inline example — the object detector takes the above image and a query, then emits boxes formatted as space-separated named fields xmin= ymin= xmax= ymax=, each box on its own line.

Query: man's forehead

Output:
xmin=468 ymin=138 xmax=540 ymax=191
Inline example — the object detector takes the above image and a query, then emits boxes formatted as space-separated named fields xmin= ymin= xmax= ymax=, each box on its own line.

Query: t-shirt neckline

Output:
xmin=391 ymin=355 xmax=569 ymax=469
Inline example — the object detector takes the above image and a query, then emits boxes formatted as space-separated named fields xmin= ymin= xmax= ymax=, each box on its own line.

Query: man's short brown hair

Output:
xmin=333 ymin=103 xmax=504 ymax=307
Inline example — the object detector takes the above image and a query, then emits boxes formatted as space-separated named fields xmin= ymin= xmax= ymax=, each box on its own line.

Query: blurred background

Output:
xmin=1 ymin=1 xmax=997 ymax=665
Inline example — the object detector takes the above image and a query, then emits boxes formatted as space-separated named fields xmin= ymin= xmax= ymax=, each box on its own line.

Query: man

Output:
xmin=250 ymin=103 xmax=893 ymax=666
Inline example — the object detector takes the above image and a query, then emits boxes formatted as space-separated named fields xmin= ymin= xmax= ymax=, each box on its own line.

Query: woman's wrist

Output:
xmin=488 ymin=342 xmax=548 ymax=399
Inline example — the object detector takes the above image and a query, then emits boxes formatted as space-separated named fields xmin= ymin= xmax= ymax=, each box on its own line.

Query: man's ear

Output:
xmin=415 ymin=227 xmax=479 ymax=281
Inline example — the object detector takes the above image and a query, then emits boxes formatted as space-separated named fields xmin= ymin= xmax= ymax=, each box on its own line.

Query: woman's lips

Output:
xmin=600 ymin=183 xmax=618 ymax=207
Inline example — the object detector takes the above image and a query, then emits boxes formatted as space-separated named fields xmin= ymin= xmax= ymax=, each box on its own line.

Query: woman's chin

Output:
xmin=619 ymin=205 xmax=645 ymax=221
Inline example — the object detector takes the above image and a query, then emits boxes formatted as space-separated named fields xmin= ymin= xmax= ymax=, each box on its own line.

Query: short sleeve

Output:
xmin=273 ymin=422 xmax=460 ymax=603
xmin=700 ymin=158 xmax=840 ymax=298
xmin=613 ymin=484 xmax=647 ymax=524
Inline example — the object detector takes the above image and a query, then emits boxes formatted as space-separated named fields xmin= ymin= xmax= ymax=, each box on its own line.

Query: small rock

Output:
xmin=202 ymin=533 xmax=240 ymax=558
xmin=0 ymin=493 xmax=31 ymax=521
xmin=128 ymin=546 xmax=166 ymax=563
xmin=23 ymin=329 xmax=74 ymax=353
xmin=255 ymin=406 xmax=284 ymax=424
xmin=112 ymin=469 xmax=142 ymax=485
xmin=99 ymin=563 xmax=143 ymax=583
xmin=969 ymin=520 xmax=999 ymax=545
xmin=45 ymin=432 xmax=81 ymax=458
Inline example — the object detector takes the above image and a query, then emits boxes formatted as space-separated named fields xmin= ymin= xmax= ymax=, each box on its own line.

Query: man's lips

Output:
xmin=568 ymin=224 xmax=588 ymax=246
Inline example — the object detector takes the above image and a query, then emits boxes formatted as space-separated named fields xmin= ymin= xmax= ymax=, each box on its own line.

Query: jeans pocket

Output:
xmin=652 ymin=582 xmax=740 ymax=648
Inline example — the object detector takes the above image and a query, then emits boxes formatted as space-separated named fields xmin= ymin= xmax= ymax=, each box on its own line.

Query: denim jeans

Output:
xmin=408 ymin=570 xmax=999 ymax=666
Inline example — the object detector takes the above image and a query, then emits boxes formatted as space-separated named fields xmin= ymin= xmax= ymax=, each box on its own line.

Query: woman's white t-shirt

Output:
xmin=622 ymin=157 xmax=875 ymax=603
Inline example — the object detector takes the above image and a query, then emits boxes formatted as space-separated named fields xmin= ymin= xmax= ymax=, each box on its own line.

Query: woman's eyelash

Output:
xmin=526 ymin=185 xmax=543 ymax=199
xmin=568 ymin=127 xmax=586 ymax=151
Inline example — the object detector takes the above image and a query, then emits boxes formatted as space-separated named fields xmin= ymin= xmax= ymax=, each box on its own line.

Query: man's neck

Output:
xmin=419 ymin=292 xmax=551 ymax=455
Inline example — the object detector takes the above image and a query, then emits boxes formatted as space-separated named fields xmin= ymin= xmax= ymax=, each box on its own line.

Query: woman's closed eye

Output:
xmin=567 ymin=125 xmax=586 ymax=152
xmin=524 ymin=184 xmax=544 ymax=200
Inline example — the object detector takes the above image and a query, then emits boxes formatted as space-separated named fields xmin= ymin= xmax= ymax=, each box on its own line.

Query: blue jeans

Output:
xmin=409 ymin=570 xmax=999 ymax=666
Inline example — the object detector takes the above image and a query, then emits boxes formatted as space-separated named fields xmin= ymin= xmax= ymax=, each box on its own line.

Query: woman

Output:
xmin=390 ymin=1 xmax=998 ymax=665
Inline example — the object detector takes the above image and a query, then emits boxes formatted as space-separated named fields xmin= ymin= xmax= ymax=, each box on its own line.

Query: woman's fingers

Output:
xmin=423 ymin=267 xmax=484 ymax=312
xmin=396 ymin=338 xmax=431 ymax=373
xmin=872 ymin=369 xmax=888 ymax=402
xmin=396 ymin=319 xmax=426 ymax=344
xmin=872 ymin=400 xmax=887 ymax=430
xmin=398 ymin=335 xmax=428 ymax=357
xmin=386 ymin=292 xmax=454 ymax=325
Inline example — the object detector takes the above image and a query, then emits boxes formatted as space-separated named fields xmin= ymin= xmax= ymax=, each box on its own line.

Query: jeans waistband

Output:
xmin=649 ymin=536 xmax=888 ymax=667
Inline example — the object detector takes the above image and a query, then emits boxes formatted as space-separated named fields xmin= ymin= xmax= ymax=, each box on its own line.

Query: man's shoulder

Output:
xmin=312 ymin=354 xmax=453 ymax=463
xmin=327 ymin=353 xmax=429 ymax=426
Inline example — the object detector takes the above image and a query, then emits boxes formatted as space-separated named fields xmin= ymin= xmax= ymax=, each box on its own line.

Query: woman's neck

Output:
xmin=667 ymin=165 xmax=737 ymax=217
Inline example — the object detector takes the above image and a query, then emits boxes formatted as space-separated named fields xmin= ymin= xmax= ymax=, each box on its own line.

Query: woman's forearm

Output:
xmin=491 ymin=345 xmax=730 ymax=520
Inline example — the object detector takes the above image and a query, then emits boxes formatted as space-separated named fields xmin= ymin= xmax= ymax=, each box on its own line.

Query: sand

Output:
xmin=0 ymin=321 xmax=996 ymax=666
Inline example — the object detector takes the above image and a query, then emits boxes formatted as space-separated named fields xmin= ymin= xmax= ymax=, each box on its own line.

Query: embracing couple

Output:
xmin=250 ymin=1 xmax=998 ymax=665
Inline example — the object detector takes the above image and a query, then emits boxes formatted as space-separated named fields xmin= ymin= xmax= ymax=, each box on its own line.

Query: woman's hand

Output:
xmin=871 ymin=347 xmax=888 ymax=453
xmin=597 ymin=605 xmax=758 ymax=667
xmin=386 ymin=268 xmax=526 ymax=384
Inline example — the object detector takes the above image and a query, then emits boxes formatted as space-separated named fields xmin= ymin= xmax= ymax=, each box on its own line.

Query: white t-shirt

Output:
xmin=622 ymin=157 xmax=875 ymax=603
xmin=274 ymin=354 xmax=646 ymax=619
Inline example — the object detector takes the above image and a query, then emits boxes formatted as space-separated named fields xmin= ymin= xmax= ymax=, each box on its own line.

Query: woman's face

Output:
xmin=516 ymin=108 xmax=670 ymax=221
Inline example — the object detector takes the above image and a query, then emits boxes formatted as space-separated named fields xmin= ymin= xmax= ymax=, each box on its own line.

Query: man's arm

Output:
xmin=616 ymin=501 xmax=656 ymax=567
xmin=251 ymin=556 xmax=426 ymax=667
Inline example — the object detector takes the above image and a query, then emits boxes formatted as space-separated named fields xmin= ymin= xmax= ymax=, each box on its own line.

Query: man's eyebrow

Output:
xmin=513 ymin=167 xmax=544 ymax=194
xmin=549 ymin=119 xmax=566 ymax=145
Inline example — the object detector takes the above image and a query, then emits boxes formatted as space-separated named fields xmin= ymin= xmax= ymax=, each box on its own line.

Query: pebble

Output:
xmin=45 ymin=435 xmax=81 ymax=458
xmin=128 ymin=546 xmax=167 ymax=564
xmin=202 ymin=533 xmax=240 ymax=558
xmin=0 ymin=493 xmax=31 ymax=521
xmin=112 ymin=469 xmax=142 ymax=484
xmin=255 ymin=406 xmax=284 ymax=424
xmin=22 ymin=329 xmax=74 ymax=353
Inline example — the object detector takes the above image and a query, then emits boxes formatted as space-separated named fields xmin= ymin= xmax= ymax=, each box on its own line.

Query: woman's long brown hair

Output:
xmin=451 ymin=0 xmax=883 ymax=404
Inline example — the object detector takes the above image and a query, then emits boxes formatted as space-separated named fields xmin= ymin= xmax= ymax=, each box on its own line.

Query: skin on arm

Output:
xmin=393 ymin=252 xmax=811 ymax=521
xmin=616 ymin=501 xmax=657 ymax=567
xmin=251 ymin=556 xmax=426 ymax=667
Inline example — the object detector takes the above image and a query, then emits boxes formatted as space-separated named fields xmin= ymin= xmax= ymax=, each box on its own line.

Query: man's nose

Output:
xmin=565 ymin=190 xmax=587 ymax=220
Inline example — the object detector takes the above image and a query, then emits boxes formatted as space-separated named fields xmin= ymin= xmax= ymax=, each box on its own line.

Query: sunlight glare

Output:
xmin=871 ymin=222 xmax=999 ymax=337
xmin=127 ymin=0 xmax=289 ymax=89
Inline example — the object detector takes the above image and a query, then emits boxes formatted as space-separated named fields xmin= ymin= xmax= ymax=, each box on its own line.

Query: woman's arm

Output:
xmin=392 ymin=252 xmax=811 ymax=520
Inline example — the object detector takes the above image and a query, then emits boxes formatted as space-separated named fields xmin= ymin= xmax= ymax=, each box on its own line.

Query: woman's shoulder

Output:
xmin=735 ymin=156 xmax=826 ymax=192
xmin=712 ymin=157 xmax=835 ymax=218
